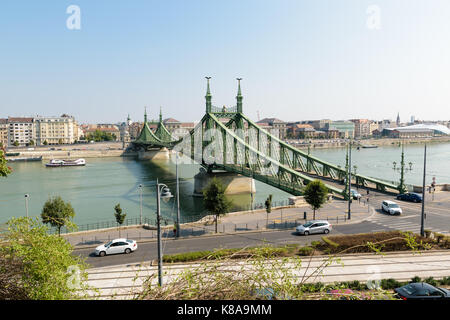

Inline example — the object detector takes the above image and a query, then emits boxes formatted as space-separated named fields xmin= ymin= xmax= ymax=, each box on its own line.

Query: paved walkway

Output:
xmin=64 ymin=199 xmax=375 ymax=248
xmin=85 ymin=250 xmax=450 ymax=299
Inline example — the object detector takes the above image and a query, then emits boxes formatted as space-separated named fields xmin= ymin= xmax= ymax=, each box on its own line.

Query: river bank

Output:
xmin=4 ymin=142 xmax=137 ymax=160
xmin=290 ymin=136 xmax=450 ymax=150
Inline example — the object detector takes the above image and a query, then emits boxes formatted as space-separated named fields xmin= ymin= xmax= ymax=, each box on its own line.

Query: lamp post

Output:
xmin=24 ymin=194 xmax=29 ymax=218
xmin=175 ymin=152 xmax=181 ymax=238
xmin=138 ymin=184 xmax=143 ymax=225
xmin=155 ymin=179 xmax=173 ymax=286
xmin=420 ymin=145 xmax=427 ymax=237
xmin=393 ymin=143 xmax=413 ymax=194
xmin=347 ymin=139 xmax=352 ymax=220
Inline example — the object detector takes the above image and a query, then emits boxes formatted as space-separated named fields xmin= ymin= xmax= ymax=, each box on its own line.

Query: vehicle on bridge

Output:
xmin=296 ymin=220 xmax=332 ymax=235
xmin=95 ymin=238 xmax=138 ymax=257
xmin=381 ymin=200 xmax=403 ymax=215
xmin=396 ymin=192 xmax=423 ymax=203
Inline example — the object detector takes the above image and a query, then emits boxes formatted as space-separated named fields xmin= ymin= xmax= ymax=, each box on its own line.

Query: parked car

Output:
xmin=381 ymin=200 xmax=402 ymax=215
xmin=296 ymin=220 xmax=332 ymax=235
xmin=396 ymin=192 xmax=422 ymax=203
xmin=95 ymin=238 xmax=138 ymax=257
xmin=394 ymin=283 xmax=450 ymax=300
xmin=351 ymin=189 xmax=362 ymax=200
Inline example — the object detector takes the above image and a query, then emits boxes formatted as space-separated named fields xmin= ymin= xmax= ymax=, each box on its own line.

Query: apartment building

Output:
xmin=350 ymin=119 xmax=370 ymax=138
xmin=8 ymin=117 xmax=35 ymax=146
xmin=34 ymin=115 xmax=77 ymax=145
xmin=0 ymin=119 xmax=8 ymax=147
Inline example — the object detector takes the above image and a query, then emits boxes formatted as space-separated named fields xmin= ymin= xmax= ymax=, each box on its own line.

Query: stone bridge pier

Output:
xmin=138 ymin=147 xmax=170 ymax=160
xmin=193 ymin=168 xmax=256 ymax=197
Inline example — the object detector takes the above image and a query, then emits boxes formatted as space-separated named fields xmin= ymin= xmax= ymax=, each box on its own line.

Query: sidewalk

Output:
xmin=64 ymin=198 xmax=375 ymax=248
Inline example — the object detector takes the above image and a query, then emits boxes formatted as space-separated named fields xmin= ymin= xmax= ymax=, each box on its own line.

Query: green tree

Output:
xmin=203 ymin=177 xmax=233 ymax=233
xmin=0 ymin=148 xmax=12 ymax=178
xmin=303 ymin=180 xmax=329 ymax=220
xmin=0 ymin=217 xmax=90 ymax=299
xmin=28 ymin=140 xmax=35 ymax=146
xmin=41 ymin=196 xmax=76 ymax=236
xmin=13 ymin=141 xmax=19 ymax=147
xmin=114 ymin=203 xmax=126 ymax=237
xmin=43 ymin=140 xmax=48 ymax=145
xmin=265 ymin=194 xmax=273 ymax=227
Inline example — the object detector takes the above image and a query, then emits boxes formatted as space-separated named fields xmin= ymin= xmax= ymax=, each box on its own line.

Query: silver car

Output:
xmin=296 ymin=220 xmax=332 ymax=235
xmin=381 ymin=200 xmax=402 ymax=215
xmin=95 ymin=238 xmax=138 ymax=257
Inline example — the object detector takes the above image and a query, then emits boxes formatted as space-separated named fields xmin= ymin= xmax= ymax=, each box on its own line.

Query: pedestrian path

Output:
xmin=365 ymin=212 xmax=450 ymax=235
xmin=85 ymin=250 xmax=450 ymax=299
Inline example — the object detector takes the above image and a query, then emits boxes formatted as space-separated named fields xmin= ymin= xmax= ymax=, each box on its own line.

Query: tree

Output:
xmin=265 ymin=194 xmax=273 ymax=227
xmin=303 ymin=180 xmax=329 ymax=220
xmin=203 ymin=177 xmax=233 ymax=233
xmin=0 ymin=217 xmax=90 ymax=299
xmin=43 ymin=140 xmax=48 ymax=145
xmin=41 ymin=196 xmax=76 ymax=236
xmin=0 ymin=148 xmax=12 ymax=178
xmin=28 ymin=140 xmax=35 ymax=146
xmin=13 ymin=141 xmax=19 ymax=147
xmin=114 ymin=203 xmax=126 ymax=237
xmin=58 ymin=138 xmax=64 ymax=145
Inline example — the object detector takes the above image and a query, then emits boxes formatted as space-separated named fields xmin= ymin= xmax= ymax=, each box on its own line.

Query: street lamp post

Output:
xmin=348 ymin=140 xmax=352 ymax=220
xmin=175 ymin=152 xmax=181 ymax=238
xmin=420 ymin=145 xmax=427 ymax=237
xmin=155 ymin=179 xmax=173 ymax=286
xmin=393 ymin=143 xmax=413 ymax=194
xmin=138 ymin=184 xmax=143 ymax=225
xmin=24 ymin=194 xmax=29 ymax=218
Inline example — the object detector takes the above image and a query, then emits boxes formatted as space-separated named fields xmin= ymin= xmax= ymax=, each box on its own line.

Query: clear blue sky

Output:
xmin=1 ymin=0 xmax=449 ymax=124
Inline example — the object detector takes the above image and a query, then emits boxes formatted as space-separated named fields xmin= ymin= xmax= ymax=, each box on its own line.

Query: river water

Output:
xmin=1 ymin=142 xmax=449 ymax=226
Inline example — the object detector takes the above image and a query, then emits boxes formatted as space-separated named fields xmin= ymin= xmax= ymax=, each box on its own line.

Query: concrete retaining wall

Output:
xmin=413 ymin=184 xmax=450 ymax=193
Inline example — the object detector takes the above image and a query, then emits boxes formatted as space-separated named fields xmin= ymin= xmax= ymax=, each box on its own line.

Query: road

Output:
xmin=74 ymin=190 xmax=449 ymax=269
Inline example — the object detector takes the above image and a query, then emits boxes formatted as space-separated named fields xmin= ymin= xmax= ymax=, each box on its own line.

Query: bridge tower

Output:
xmin=205 ymin=76 xmax=212 ymax=113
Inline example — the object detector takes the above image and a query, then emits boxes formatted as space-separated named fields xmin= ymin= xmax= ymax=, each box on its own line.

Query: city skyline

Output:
xmin=1 ymin=1 xmax=450 ymax=123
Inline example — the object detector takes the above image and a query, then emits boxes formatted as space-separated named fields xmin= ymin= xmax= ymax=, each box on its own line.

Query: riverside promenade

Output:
xmin=64 ymin=198 xmax=375 ymax=248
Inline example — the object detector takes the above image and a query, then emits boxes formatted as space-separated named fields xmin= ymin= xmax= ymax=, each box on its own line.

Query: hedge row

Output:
xmin=162 ymin=244 xmax=314 ymax=263
xmin=318 ymin=231 xmax=435 ymax=254
xmin=299 ymin=276 xmax=450 ymax=293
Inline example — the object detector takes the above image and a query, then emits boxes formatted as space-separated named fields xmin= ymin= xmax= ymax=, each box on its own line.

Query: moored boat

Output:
xmin=361 ymin=145 xmax=378 ymax=149
xmin=45 ymin=158 xmax=86 ymax=167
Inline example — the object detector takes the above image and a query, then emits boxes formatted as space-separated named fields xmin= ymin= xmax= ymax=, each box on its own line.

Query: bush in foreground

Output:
xmin=0 ymin=217 xmax=91 ymax=300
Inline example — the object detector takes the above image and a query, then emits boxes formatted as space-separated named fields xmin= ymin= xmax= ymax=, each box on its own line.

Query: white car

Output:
xmin=95 ymin=238 xmax=138 ymax=257
xmin=381 ymin=200 xmax=402 ymax=215
xmin=296 ymin=220 xmax=332 ymax=235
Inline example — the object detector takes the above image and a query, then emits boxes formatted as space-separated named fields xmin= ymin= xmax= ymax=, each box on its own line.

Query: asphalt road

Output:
xmin=74 ymin=190 xmax=449 ymax=269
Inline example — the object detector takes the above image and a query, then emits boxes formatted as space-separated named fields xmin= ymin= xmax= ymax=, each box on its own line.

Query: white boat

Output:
xmin=45 ymin=158 xmax=86 ymax=167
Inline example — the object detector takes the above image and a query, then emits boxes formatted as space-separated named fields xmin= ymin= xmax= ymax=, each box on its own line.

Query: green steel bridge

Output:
xmin=132 ymin=78 xmax=401 ymax=199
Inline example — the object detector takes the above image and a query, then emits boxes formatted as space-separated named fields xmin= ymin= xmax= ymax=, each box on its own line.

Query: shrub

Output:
xmin=439 ymin=276 xmax=450 ymax=285
xmin=410 ymin=276 xmax=421 ymax=283
xmin=380 ymin=278 xmax=402 ymax=290
xmin=321 ymin=231 xmax=433 ymax=254
xmin=310 ymin=241 xmax=322 ymax=248
xmin=298 ymin=246 xmax=314 ymax=256
xmin=424 ymin=277 xmax=438 ymax=287
xmin=433 ymin=232 xmax=445 ymax=244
